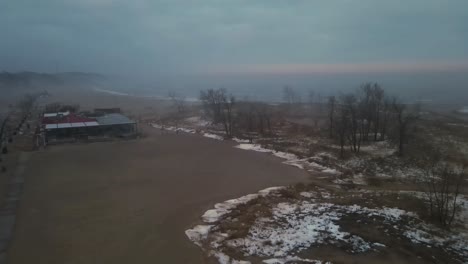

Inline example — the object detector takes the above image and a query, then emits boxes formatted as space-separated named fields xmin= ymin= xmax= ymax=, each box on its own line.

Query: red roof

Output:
xmin=42 ymin=113 xmax=97 ymax=125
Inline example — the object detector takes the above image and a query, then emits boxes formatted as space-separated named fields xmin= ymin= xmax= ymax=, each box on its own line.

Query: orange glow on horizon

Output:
xmin=201 ymin=62 xmax=468 ymax=75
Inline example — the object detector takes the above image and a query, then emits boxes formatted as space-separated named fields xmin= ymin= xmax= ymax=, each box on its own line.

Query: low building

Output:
xmin=42 ymin=112 xmax=99 ymax=139
xmin=41 ymin=111 xmax=137 ymax=144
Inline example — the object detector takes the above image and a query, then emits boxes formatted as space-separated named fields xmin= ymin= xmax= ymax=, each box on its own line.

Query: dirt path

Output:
xmin=7 ymin=126 xmax=309 ymax=264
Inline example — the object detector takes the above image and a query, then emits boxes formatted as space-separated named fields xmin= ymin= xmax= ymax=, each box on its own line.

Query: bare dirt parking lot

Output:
xmin=7 ymin=126 xmax=308 ymax=264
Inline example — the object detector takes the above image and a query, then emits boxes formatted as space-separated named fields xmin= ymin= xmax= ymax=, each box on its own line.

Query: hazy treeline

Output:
xmin=1 ymin=93 xmax=39 ymax=155
xmin=327 ymin=83 xmax=419 ymax=157
xmin=0 ymin=72 xmax=104 ymax=90
xmin=198 ymin=83 xmax=420 ymax=158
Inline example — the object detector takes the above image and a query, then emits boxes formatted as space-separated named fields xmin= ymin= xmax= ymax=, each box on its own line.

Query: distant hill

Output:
xmin=0 ymin=71 xmax=106 ymax=91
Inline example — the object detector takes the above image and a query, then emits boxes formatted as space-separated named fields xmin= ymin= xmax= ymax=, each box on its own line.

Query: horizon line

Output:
xmin=199 ymin=61 xmax=468 ymax=75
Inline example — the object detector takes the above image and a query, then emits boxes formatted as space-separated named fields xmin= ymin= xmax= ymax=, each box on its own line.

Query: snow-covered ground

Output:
xmin=186 ymin=188 xmax=468 ymax=264
xmin=223 ymin=202 xmax=403 ymax=257
xmin=203 ymin=133 xmax=224 ymax=140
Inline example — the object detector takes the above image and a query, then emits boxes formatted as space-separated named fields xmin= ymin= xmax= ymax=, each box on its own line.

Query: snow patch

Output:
xmin=225 ymin=202 xmax=397 ymax=257
xmin=186 ymin=188 xmax=428 ymax=263
xmin=197 ymin=187 xmax=284 ymax=224
xmin=263 ymin=256 xmax=328 ymax=264
xmin=300 ymin=192 xmax=317 ymax=198
xmin=236 ymin=143 xmax=272 ymax=153
xmin=185 ymin=225 xmax=212 ymax=246
xmin=203 ymin=133 xmax=224 ymax=140
xmin=150 ymin=123 xmax=196 ymax=134
xmin=235 ymin=144 xmax=312 ymax=171
xmin=321 ymin=168 xmax=340 ymax=174
xmin=212 ymin=251 xmax=251 ymax=264
xmin=233 ymin=138 xmax=251 ymax=143
xmin=186 ymin=187 xmax=286 ymax=263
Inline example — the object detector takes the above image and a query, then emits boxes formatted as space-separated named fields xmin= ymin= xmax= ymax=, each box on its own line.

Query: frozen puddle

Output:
xmin=186 ymin=188 xmax=468 ymax=264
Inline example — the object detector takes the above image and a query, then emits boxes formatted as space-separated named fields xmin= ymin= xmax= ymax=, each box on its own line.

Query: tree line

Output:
xmin=199 ymin=88 xmax=274 ymax=138
xmin=326 ymin=83 xmax=419 ymax=158
xmin=198 ymin=84 xmax=420 ymax=153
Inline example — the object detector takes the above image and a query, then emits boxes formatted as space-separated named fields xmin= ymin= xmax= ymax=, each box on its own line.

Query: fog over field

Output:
xmin=116 ymin=71 xmax=468 ymax=104
xmin=1 ymin=0 xmax=467 ymax=103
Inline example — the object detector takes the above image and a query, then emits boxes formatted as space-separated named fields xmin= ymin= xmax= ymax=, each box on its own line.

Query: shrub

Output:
xmin=423 ymin=162 xmax=466 ymax=228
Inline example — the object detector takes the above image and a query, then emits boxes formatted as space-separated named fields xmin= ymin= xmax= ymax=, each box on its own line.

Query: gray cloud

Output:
xmin=1 ymin=0 xmax=467 ymax=74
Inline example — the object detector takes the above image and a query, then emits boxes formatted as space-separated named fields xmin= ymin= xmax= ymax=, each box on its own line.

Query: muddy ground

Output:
xmin=7 ymin=125 xmax=308 ymax=264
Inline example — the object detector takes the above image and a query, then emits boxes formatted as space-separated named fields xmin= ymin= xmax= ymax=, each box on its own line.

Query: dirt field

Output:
xmin=7 ymin=125 xmax=308 ymax=264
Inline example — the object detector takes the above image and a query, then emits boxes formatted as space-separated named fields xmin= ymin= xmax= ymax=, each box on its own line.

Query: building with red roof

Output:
xmin=40 ymin=111 xmax=136 ymax=144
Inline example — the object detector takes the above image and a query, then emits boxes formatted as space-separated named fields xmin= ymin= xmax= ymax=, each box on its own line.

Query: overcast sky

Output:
xmin=1 ymin=0 xmax=468 ymax=76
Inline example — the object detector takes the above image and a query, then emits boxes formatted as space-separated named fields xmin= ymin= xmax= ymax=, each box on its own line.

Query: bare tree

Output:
xmin=316 ymin=92 xmax=324 ymax=113
xmin=166 ymin=91 xmax=187 ymax=130
xmin=327 ymin=96 xmax=336 ymax=138
xmin=237 ymin=102 xmax=256 ymax=133
xmin=256 ymin=103 xmax=273 ymax=135
xmin=308 ymin=90 xmax=320 ymax=128
xmin=372 ymin=84 xmax=384 ymax=141
xmin=423 ymin=161 xmax=466 ymax=227
xmin=220 ymin=93 xmax=235 ymax=138
xmin=0 ymin=115 xmax=9 ymax=148
xmin=334 ymin=103 xmax=349 ymax=158
xmin=283 ymin=86 xmax=301 ymax=116
xmin=283 ymin=86 xmax=297 ymax=105
xmin=200 ymin=88 xmax=236 ymax=137
xmin=200 ymin=89 xmax=224 ymax=123
xmin=343 ymin=94 xmax=362 ymax=153
xmin=168 ymin=91 xmax=186 ymax=114
xmin=236 ymin=101 xmax=273 ymax=137
xmin=359 ymin=83 xmax=373 ymax=141
xmin=391 ymin=98 xmax=419 ymax=156
xmin=379 ymin=97 xmax=391 ymax=141
xmin=354 ymin=83 xmax=386 ymax=142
